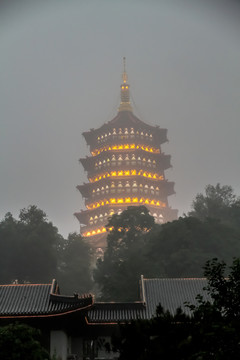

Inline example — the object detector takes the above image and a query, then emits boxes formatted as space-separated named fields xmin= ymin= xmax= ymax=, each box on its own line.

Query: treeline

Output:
xmin=0 ymin=206 xmax=93 ymax=294
xmin=112 ymin=258 xmax=240 ymax=359
xmin=1 ymin=184 xmax=240 ymax=298
xmin=94 ymin=184 xmax=240 ymax=301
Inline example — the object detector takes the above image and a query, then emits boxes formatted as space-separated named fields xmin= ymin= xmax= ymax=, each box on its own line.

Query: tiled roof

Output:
xmin=0 ymin=280 xmax=93 ymax=318
xmin=87 ymin=277 xmax=211 ymax=323
xmin=142 ymin=277 xmax=211 ymax=318
xmin=87 ymin=302 xmax=145 ymax=324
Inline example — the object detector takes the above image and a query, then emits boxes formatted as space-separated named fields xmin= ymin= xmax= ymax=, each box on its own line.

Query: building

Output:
xmin=0 ymin=277 xmax=210 ymax=360
xmin=75 ymin=59 xmax=178 ymax=249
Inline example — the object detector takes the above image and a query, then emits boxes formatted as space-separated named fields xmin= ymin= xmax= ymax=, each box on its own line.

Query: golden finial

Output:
xmin=119 ymin=57 xmax=132 ymax=112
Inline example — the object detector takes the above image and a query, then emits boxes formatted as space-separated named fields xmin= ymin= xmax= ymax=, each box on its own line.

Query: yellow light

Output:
xmin=126 ymin=197 xmax=131 ymax=203
xmin=110 ymin=199 xmax=116 ymax=203
xmin=132 ymin=197 xmax=138 ymax=203
xmin=89 ymin=170 xmax=165 ymax=183
xmin=126 ymin=86 xmax=128 ymax=89
xmin=91 ymin=144 xmax=160 ymax=156
xmin=117 ymin=198 xmax=124 ymax=203
xmin=122 ymin=86 xmax=124 ymax=89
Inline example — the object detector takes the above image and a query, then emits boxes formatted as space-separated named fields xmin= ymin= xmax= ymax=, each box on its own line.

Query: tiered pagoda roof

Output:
xmin=75 ymin=59 xmax=178 ymax=249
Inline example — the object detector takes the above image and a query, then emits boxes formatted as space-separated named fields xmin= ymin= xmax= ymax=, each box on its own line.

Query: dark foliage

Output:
xmin=94 ymin=185 xmax=240 ymax=300
xmin=0 ymin=206 xmax=93 ymax=294
xmin=0 ymin=323 xmax=49 ymax=360
xmin=113 ymin=258 xmax=240 ymax=360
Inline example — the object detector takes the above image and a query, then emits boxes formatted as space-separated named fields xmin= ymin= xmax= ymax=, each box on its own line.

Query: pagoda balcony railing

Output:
xmin=87 ymin=161 xmax=170 ymax=177
xmin=87 ymin=186 xmax=173 ymax=200
xmin=93 ymin=133 xmax=158 ymax=148
xmin=84 ymin=192 xmax=168 ymax=209
xmin=90 ymin=141 xmax=161 ymax=156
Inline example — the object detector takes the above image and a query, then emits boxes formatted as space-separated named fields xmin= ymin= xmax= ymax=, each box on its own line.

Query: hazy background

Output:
xmin=1 ymin=0 xmax=240 ymax=237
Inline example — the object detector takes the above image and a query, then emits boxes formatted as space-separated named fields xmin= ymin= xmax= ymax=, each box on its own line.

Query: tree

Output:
xmin=0 ymin=206 xmax=63 ymax=283
xmin=146 ymin=216 xmax=240 ymax=277
xmin=0 ymin=323 xmax=49 ymax=360
xmin=189 ymin=183 xmax=240 ymax=224
xmin=112 ymin=258 xmax=240 ymax=360
xmin=94 ymin=206 xmax=157 ymax=301
xmin=58 ymin=232 xmax=93 ymax=294
xmin=94 ymin=201 xmax=240 ymax=301
xmin=0 ymin=206 xmax=93 ymax=295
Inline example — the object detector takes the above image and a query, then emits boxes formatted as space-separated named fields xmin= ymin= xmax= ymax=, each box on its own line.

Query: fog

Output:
xmin=1 ymin=0 xmax=240 ymax=237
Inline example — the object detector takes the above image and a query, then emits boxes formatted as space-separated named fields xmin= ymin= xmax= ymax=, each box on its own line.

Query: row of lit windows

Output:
xmin=91 ymin=182 xmax=162 ymax=197
xmin=97 ymin=128 xmax=153 ymax=140
xmin=95 ymin=161 xmax=156 ymax=171
xmin=89 ymin=170 xmax=164 ymax=183
xmin=86 ymin=197 xmax=166 ymax=210
xmin=83 ymin=227 xmax=107 ymax=237
xmin=93 ymin=182 xmax=161 ymax=191
xmin=88 ymin=209 xmax=164 ymax=224
xmin=91 ymin=144 xmax=160 ymax=156
xmin=83 ymin=212 xmax=164 ymax=237
xmin=95 ymin=156 xmax=157 ymax=170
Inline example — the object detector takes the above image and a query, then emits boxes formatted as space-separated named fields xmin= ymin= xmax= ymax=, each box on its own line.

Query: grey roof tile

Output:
xmin=0 ymin=280 xmax=93 ymax=318
xmin=87 ymin=277 xmax=211 ymax=323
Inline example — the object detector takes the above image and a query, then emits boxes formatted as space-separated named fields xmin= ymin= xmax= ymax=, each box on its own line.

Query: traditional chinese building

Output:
xmin=75 ymin=59 xmax=178 ymax=249
xmin=0 ymin=277 xmax=210 ymax=360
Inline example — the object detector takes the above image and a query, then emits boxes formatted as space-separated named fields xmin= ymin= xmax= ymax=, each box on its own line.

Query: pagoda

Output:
xmin=75 ymin=59 xmax=178 ymax=249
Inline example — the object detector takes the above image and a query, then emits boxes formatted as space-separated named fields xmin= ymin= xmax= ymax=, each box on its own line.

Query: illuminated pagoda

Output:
xmin=75 ymin=58 xmax=178 ymax=249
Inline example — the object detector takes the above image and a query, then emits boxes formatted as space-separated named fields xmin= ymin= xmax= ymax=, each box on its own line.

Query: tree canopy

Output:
xmin=189 ymin=183 xmax=240 ymax=226
xmin=94 ymin=184 xmax=240 ymax=301
xmin=0 ymin=323 xmax=49 ymax=360
xmin=94 ymin=206 xmax=158 ymax=301
xmin=0 ymin=205 xmax=93 ymax=294
xmin=112 ymin=258 xmax=240 ymax=360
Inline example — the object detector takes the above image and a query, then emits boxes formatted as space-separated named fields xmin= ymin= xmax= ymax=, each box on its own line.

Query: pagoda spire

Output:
xmin=118 ymin=57 xmax=133 ymax=112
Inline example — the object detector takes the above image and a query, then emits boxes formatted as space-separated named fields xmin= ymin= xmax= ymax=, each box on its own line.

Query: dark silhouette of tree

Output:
xmin=189 ymin=183 xmax=240 ymax=224
xmin=0 ymin=206 xmax=93 ymax=294
xmin=94 ymin=206 xmax=157 ymax=301
xmin=58 ymin=232 xmax=93 ymax=294
xmin=113 ymin=258 xmax=240 ymax=360
xmin=0 ymin=323 xmax=49 ymax=360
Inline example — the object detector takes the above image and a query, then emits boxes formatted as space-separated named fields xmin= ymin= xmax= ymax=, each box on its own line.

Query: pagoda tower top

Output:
xmin=118 ymin=57 xmax=133 ymax=113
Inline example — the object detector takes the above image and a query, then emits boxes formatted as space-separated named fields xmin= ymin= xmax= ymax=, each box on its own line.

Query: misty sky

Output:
xmin=1 ymin=0 xmax=240 ymax=237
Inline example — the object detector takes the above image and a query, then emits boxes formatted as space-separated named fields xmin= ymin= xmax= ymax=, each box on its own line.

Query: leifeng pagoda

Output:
xmin=75 ymin=59 xmax=178 ymax=249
